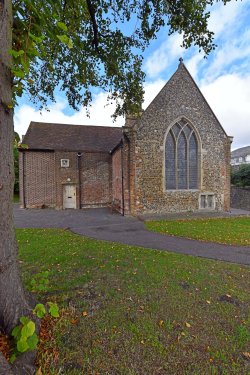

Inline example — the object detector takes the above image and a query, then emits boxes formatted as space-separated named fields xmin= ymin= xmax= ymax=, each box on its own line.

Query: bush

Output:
xmin=231 ymin=164 xmax=250 ymax=187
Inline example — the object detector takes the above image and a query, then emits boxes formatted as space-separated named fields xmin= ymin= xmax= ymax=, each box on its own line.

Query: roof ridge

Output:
xmin=30 ymin=121 xmax=121 ymax=130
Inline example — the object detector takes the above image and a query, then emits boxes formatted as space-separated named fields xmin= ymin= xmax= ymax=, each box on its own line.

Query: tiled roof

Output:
xmin=21 ymin=122 xmax=123 ymax=152
xmin=231 ymin=146 xmax=250 ymax=158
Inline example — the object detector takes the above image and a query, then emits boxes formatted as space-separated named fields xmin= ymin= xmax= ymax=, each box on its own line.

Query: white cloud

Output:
xmin=14 ymin=80 xmax=168 ymax=138
xmin=14 ymin=92 xmax=124 ymax=138
xmin=186 ymin=54 xmax=205 ymax=81
xmin=201 ymin=73 xmax=250 ymax=149
xmin=15 ymin=72 xmax=250 ymax=151
xmin=208 ymin=0 xmax=245 ymax=37
xmin=143 ymin=79 xmax=165 ymax=109
xmin=15 ymin=0 xmax=250 ymax=152
xmin=144 ymin=33 xmax=185 ymax=78
xmin=201 ymin=29 xmax=250 ymax=84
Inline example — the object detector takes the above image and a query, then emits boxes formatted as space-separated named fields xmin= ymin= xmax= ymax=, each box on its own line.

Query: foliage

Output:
xmin=13 ymin=131 xmax=20 ymax=194
xmin=11 ymin=0 xmax=232 ymax=117
xmin=29 ymin=270 xmax=49 ymax=292
xmin=10 ymin=316 xmax=38 ymax=363
xmin=10 ymin=302 xmax=59 ymax=363
xmin=146 ymin=217 xmax=250 ymax=246
xmin=16 ymin=229 xmax=250 ymax=374
xmin=231 ymin=164 xmax=250 ymax=187
xmin=47 ymin=302 xmax=60 ymax=318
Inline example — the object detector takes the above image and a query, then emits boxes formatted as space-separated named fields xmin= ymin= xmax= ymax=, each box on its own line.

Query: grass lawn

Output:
xmin=16 ymin=229 xmax=250 ymax=375
xmin=146 ymin=217 xmax=250 ymax=246
xmin=13 ymin=193 xmax=19 ymax=203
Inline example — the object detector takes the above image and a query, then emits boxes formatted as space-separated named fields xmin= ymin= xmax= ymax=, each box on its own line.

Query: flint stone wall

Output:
xmin=126 ymin=63 xmax=231 ymax=215
xmin=231 ymin=186 xmax=250 ymax=211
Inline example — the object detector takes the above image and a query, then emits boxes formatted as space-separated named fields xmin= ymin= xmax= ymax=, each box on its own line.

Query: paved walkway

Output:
xmin=14 ymin=204 xmax=250 ymax=266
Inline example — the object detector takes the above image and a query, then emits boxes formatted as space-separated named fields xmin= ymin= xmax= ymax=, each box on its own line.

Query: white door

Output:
xmin=63 ymin=185 xmax=76 ymax=209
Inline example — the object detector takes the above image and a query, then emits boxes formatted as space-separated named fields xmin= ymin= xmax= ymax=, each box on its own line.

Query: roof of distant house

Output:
xmin=231 ymin=146 xmax=250 ymax=158
xmin=21 ymin=122 xmax=123 ymax=153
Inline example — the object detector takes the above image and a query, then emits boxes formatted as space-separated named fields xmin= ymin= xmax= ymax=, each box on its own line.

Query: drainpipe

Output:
xmin=77 ymin=152 xmax=82 ymax=209
xmin=22 ymin=152 xmax=26 ymax=208
xmin=121 ymin=140 xmax=125 ymax=216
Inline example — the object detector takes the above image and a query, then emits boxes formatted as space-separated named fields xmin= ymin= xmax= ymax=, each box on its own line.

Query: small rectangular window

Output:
xmin=207 ymin=195 xmax=214 ymax=208
xmin=199 ymin=194 xmax=215 ymax=210
xmin=61 ymin=159 xmax=69 ymax=168
xmin=200 ymin=195 xmax=206 ymax=209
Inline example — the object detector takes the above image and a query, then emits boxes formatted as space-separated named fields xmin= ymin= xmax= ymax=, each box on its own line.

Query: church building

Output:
xmin=19 ymin=60 xmax=231 ymax=215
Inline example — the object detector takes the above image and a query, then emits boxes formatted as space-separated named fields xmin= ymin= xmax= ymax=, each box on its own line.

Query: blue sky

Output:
xmin=14 ymin=1 xmax=250 ymax=150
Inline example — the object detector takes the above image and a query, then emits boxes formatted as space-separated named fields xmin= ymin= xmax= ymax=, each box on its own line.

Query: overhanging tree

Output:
xmin=0 ymin=0 xmax=232 ymax=372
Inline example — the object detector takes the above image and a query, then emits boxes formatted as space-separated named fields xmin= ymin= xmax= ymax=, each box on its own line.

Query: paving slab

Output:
xmin=13 ymin=204 xmax=250 ymax=266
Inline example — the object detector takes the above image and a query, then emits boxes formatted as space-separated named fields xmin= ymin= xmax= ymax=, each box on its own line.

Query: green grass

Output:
xmin=13 ymin=193 xmax=19 ymax=203
xmin=16 ymin=229 xmax=250 ymax=375
xmin=146 ymin=217 xmax=250 ymax=246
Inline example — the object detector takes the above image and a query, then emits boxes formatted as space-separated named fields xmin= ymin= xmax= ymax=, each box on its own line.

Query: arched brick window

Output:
xmin=165 ymin=119 xmax=198 ymax=190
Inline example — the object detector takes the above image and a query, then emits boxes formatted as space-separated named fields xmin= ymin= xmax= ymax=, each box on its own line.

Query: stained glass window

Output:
xmin=165 ymin=120 xmax=198 ymax=190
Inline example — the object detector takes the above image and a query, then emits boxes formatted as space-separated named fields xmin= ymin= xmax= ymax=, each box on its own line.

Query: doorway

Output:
xmin=63 ymin=184 xmax=76 ymax=209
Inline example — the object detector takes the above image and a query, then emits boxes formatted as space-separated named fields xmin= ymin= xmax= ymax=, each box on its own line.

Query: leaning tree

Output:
xmin=0 ymin=0 xmax=232 ymax=372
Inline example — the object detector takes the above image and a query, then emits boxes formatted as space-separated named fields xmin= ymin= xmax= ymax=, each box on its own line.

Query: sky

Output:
xmin=14 ymin=1 xmax=250 ymax=151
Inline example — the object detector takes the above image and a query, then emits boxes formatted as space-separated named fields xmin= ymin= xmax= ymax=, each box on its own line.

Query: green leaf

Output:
xmin=8 ymin=49 xmax=25 ymax=58
xmin=20 ymin=316 xmax=30 ymax=325
xmin=11 ymin=68 xmax=25 ymax=79
xmin=12 ymin=325 xmax=21 ymax=338
xmin=56 ymin=34 xmax=73 ymax=49
xmin=57 ymin=21 xmax=68 ymax=32
xmin=48 ymin=302 xmax=59 ymax=318
xmin=17 ymin=338 xmax=29 ymax=353
xmin=21 ymin=320 xmax=35 ymax=338
xmin=33 ymin=303 xmax=46 ymax=318
xmin=28 ymin=32 xmax=44 ymax=43
xmin=27 ymin=333 xmax=39 ymax=350
xmin=67 ymin=38 xmax=73 ymax=49
xmin=56 ymin=34 xmax=69 ymax=44
xmin=10 ymin=353 xmax=17 ymax=364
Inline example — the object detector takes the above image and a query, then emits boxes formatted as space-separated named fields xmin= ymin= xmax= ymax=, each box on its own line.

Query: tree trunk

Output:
xmin=0 ymin=1 xmax=35 ymax=372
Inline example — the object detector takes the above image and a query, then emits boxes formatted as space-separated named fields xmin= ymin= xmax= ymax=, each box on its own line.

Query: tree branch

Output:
xmin=86 ymin=0 xmax=99 ymax=52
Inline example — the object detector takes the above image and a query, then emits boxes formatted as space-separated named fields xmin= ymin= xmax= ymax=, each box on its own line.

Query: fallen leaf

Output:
xmin=71 ymin=319 xmax=79 ymax=325
xmin=140 ymin=340 xmax=145 ymax=345
xmin=159 ymin=320 xmax=164 ymax=327
xmin=82 ymin=311 xmax=88 ymax=317
xmin=185 ymin=322 xmax=191 ymax=328
xmin=36 ymin=367 xmax=43 ymax=375
xmin=242 ymin=352 xmax=250 ymax=361
xmin=206 ymin=300 xmax=211 ymax=304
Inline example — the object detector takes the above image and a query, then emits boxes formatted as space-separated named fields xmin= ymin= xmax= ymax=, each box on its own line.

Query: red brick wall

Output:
xmin=20 ymin=150 xmax=113 ymax=209
xmin=111 ymin=141 xmax=130 ymax=214
xmin=80 ymin=152 xmax=112 ymax=207
xmin=112 ymin=148 xmax=122 ymax=211
xmin=20 ymin=151 xmax=56 ymax=208
xmin=54 ymin=151 xmax=79 ymax=209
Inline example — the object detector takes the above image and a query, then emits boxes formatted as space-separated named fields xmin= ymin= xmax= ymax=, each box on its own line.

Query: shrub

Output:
xmin=231 ymin=164 xmax=250 ymax=187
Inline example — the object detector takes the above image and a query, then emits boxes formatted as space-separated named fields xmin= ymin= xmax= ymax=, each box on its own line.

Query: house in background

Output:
xmin=19 ymin=60 xmax=232 ymax=214
xmin=231 ymin=146 xmax=250 ymax=167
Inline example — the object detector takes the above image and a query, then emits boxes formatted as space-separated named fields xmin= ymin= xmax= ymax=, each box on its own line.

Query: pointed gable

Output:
xmin=136 ymin=60 xmax=228 ymax=139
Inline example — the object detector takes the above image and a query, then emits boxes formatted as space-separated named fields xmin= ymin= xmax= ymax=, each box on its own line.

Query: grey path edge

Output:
xmin=14 ymin=205 xmax=250 ymax=266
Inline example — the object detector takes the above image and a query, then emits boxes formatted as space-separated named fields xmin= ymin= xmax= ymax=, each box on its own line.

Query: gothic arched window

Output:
xmin=165 ymin=119 xmax=198 ymax=190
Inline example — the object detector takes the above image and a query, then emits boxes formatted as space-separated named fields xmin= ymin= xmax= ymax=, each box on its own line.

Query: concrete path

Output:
xmin=14 ymin=205 xmax=250 ymax=266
